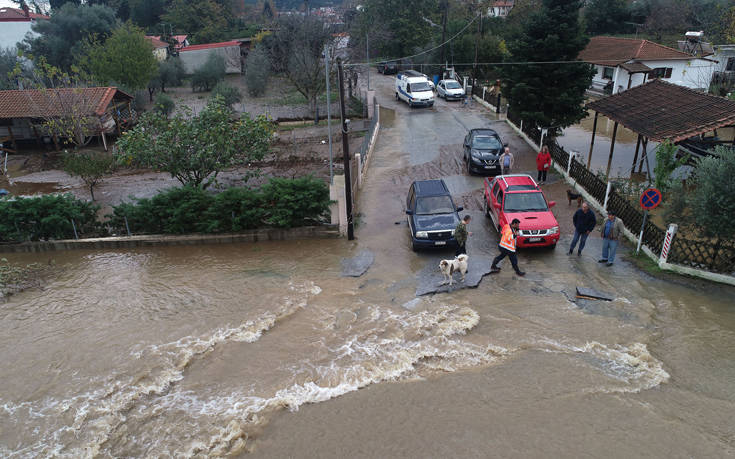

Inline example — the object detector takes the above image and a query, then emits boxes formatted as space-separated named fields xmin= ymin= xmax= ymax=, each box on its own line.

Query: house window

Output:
xmin=602 ymin=67 xmax=615 ymax=80
xmin=650 ymin=67 xmax=673 ymax=79
xmin=726 ymin=57 xmax=735 ymax=72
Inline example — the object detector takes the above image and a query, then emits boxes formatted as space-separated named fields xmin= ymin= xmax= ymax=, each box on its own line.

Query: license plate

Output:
xmin=485 ymin=165 xmax=494 ymax=169
xmin=528 ymin=237 xmax=542 ymax=242
xmin=435 ymin=241 xmax=446 ymax=246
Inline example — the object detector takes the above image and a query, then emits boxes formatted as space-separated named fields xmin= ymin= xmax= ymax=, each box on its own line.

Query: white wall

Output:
xmin=642 ymin=59 xmax=715 ymax=91
xmin=0 ymin=21 xmax=33 ymax=50
xmin=711 ymin=47 xmax=735 ymax=73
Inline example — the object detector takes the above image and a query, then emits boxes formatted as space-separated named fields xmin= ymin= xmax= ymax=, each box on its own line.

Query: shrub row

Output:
xmin=0 ymin=177 xmax=331 ymax=242
xmin=108 ymin=176 xmax=331 ymax=235
xmin=0 ymin=194 xmax=102 ymax=242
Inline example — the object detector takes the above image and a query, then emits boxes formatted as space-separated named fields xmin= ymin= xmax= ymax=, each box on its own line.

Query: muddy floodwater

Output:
xmin=2 ymin=239 xmax=734 ymax=457
xmin=2 ymin=73 xmax=735 ymax=457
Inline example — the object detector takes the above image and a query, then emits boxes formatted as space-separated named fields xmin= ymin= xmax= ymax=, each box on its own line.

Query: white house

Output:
xmin=0 ymin=6 xmax=48 ymax=50
xmin=488 ymin=0 xmax=514 ymax=18
xmin=578 ymin=36 xmax=717 ymax=95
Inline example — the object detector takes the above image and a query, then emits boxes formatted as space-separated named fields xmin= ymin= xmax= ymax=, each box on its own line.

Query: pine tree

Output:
xmin=502 ymin=0 xmax=594 ymax=130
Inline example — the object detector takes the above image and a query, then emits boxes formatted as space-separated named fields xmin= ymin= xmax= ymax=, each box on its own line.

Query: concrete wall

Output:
xmin=0 ymin=226 xmax=340 ymax=253
xmin=0 ymin=21 xmax=33 ymax=49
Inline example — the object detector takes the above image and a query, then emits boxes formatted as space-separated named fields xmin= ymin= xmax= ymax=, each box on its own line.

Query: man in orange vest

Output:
xmin=490 ymin=218 xmax=525 ymax=276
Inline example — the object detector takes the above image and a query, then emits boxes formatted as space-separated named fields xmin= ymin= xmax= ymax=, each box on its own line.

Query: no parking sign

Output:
xmin=639 ymin=188 xmax=662 ymax=210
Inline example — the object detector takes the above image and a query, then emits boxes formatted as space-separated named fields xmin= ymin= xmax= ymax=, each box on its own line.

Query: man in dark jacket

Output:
xmin=568 ymin=202 xmax=596 ymax=256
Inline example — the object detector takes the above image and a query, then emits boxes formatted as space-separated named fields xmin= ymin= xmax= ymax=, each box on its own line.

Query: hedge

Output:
xmin=0 ymin=194 xmax=101 ymax=242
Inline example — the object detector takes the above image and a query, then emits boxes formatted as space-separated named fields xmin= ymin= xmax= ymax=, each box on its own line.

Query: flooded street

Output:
xmin=2 ymin=71 xmax=735 ymax=457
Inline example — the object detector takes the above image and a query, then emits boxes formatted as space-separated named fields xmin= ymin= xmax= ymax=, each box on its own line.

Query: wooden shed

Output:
xmin=0 ymin=87 xmax=134 ymax=152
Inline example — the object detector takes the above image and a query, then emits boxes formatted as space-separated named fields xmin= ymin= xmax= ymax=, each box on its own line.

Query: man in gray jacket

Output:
xmin=599 ymin=210 xmax=625 ymax=266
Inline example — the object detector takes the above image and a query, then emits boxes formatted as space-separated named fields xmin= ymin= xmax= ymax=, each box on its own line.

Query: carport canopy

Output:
xmin=583 ymin=79 xmax=735 ymax=177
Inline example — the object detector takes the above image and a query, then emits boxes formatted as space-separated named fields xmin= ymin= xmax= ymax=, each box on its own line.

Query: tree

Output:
xmin=664 ymin=146 xmax=735 ymax=240
xmin=0 ymin=48 xmax=21 ymax=90
xmin=62 ymin=150 xmax=116 ymax=201
xmin=191 ymin=53 xmax=225 ymax=92
xmin=264 ymin=16 xmax=332 ymax=117
xmin=349 ymin=0 xmax=438 ymax=59
xmin=115 ymin=97 xmax=274 ymax=189
xmin=643 ymin=0 xmax=691 ymax=41
xmin=653 ymin=140 xmax=688 ymax=193
xmin=245 ymin=44 xmax=270 ymax=97
xmin=158 ymin=57 xmax=185 ymax=92
xmin=502 ymin=0 xmax=594 ymax=130
xmin=15 ymin=58 xmax=100 ymax=148
xmin=21 ymin=3 xmax=117 ymax=71
xmin=128 ymin=0 xmax=166 ymax=28
xmin=78 ymin=22 xmax=158 ymax=90
xmin=584 ymin=0 xmax=630 ymax=35
xmin=162 ymin=0 xmax=230 ymax=44
xmin=210 ymin=82 xmax=242 ymax=108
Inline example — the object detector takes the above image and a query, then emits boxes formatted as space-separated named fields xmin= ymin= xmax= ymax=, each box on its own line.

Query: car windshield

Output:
xmin=445 ymin=81 xmax=462 ymax=89
xmin=411 ymin=82 xmax=431 ymax=92
xmin=503 ymin=192 xmax=548 ymax=212
xmin=472 ymin=135 xmax=502 ymax=149
xmin=415 ymin=196 xmax=455 ymax=215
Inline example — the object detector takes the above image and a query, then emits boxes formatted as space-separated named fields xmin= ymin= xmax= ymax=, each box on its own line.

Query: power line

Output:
xmin=346 ymin=13 xmax=481 ymax=67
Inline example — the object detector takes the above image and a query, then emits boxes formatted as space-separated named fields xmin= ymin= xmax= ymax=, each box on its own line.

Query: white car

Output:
xmin=436 ymin=79 xmax=465 ymax=101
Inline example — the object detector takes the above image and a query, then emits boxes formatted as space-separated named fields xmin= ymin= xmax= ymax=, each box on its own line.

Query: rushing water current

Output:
xmin=1 ymin=239 xmax=734 ymax=457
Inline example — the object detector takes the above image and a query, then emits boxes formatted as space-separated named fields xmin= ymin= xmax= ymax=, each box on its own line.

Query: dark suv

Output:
xmin=463 ymin=128 xmax=505 ymax=175
xmin=405 ymin=179 xmax=463 ymax=251
xmin=377 ymin=61 xmax=398 ymax=75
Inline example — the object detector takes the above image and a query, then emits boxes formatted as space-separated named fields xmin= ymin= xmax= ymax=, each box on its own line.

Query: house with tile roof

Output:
xmin=0 ymin=6 xmax=48 ymax=50
xmin=488 ymin=0 xmax=514 ymax=17
xmin=578 ymin=36 xmax=717 ymax=95
xmin=0 ymin=87 xmax=133 ymax=151
xmin=145 ymin=36 xmax=169 ymax=62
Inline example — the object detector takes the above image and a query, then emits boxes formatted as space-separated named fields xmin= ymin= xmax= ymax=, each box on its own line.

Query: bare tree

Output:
xmin=265 ymin=16 xmax=334 ymax=117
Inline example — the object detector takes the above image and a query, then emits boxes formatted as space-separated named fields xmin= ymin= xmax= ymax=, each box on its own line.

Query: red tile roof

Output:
xmin=145 ymin=36 xmax=169 ymax=49
xmin=0 ymin=6 xmax=48 ymax=21
xmin=179 ymin=41 xmax=241 ymax=52
xmin=586 ymin=79 xmax=735 ymax=142
xmin=0 ymin=87 xmax=132 ymax=119
xmin=579 ymin=36 xmax=698 ymax=66
xmin=152 ymin=35 xmax=188 ymax=50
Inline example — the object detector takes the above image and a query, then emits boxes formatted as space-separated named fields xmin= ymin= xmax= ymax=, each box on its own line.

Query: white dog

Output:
xmin=439 ymin=254 xmax=469 ymax=286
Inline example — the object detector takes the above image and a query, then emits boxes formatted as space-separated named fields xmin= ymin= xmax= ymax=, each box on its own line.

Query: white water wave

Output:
xmin=0 ymin=282 xmax=320 ymax=459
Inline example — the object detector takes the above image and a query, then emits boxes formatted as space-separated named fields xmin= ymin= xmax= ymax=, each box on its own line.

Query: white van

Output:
xmin=395 ymin=72 xmax=434 ymax=108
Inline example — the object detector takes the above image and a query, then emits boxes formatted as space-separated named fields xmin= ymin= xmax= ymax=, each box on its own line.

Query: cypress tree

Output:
xmin=502 ymin=0 xmax=594 ymax=129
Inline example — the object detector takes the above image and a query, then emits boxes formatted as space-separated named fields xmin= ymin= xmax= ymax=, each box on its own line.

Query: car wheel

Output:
xmin=467 ymin=160 xmax=473 ymax=175
xmin=483 ymin=199 xmax=489 ymax=217
xmin=549 ymin=244 xmax=556 ymax=250
xmin=395 ymin=92 xmax=399 ymax=100
xmin=411 ymin=241 xmax=419 ymax=252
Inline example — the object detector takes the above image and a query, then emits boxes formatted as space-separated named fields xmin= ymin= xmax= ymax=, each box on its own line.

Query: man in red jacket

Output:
xmin=536 ymin=145 xmax=552 ymax=184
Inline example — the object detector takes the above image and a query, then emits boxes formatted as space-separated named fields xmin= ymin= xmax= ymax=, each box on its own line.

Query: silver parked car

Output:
xmin=436 ymin=79 xmax=465 ymax=100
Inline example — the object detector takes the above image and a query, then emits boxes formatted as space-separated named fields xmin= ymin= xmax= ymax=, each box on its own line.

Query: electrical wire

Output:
xmin=344 ymin=13 xmax=481 ymax=67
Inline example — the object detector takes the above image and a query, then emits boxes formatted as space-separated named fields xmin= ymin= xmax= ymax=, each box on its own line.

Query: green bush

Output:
xmin=154 ymin=93 xmax=175 ymax=116
xmin=210 ymin=82 xmax=242 ymax=107
xmin=191 ymin=53 xmax=226 ymax=92
xmin=260 ymin=177 xmax=331 ymax=228
xmin=245 ymin=45 xmax=270 ymax=97
xmin=108 ymin=177 xmax=331 ymax=234
xmin=0 ymin=194 xmax=101 ymax=242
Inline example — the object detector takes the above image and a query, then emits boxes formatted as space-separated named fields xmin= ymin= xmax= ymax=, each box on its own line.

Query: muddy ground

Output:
xmin=1 ymin=125 xmax=363 ymax=216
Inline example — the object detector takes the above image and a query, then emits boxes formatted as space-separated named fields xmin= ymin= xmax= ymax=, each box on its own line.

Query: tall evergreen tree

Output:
xmin=502 ymin=0 xmax=594 ymax=129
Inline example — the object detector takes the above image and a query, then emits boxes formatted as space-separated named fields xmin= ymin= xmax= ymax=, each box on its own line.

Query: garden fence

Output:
xmin=508 ymin=108 xmax=735 ymax=275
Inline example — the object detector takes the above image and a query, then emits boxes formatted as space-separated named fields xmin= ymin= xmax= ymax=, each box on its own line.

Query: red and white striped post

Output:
xmin=659 ymin=223 xmax=678 ymax=267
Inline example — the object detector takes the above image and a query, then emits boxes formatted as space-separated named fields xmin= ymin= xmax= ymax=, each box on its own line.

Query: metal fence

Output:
xmin=359 ymin=99 xmax=379 ymax=165
xmin=508 ymin=108 xmax=735 ymax=275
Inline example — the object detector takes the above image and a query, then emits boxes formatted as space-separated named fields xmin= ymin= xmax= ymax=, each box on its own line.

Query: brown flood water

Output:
xmin=1 ymin=97 xmax=735 ymax=457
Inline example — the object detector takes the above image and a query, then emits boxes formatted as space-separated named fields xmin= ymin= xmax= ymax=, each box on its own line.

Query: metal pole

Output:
xmin=605 ymin=121 xmax=619 ymax=177
xmin=325 ymin=44 xmax=334 ymax=184
xmin=587 ymin=111 xmax=598 ymax=169
xmin=366 ymin=33 xmax=370 ymax=91
xmin=636 ymin=210 xmax=648 ymax=254
xmin=71 ymin=219 xmax=78 ymax=239
xmin=124 ymin=215 xmax=131 ymax=236
xmin=337 ymin=58 xmax=355 ymax=240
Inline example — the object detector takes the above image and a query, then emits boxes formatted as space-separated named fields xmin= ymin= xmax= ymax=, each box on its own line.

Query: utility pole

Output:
xmin=366 ymin=33 xmax=370 ymax=91
xmin=337 ymin=58 xmax=355 ymax=240
xmin=325 ymin=44 xmax=333 ymax=184
xmin=473 ymin=12 xmax=482 ymax=85
xmin=439 ymin=0 xmax=448 ymax=77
